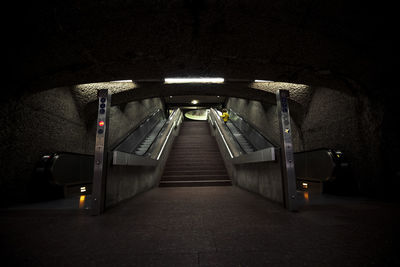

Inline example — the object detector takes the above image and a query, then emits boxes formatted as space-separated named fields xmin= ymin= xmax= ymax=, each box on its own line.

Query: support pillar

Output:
xmin=276 ymin=90 xmax=298 ymax=211
xmin=91 ymin=89 xmax=111 ymax=215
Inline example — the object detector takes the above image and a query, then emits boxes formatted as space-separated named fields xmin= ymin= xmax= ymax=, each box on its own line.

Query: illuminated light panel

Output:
xmin=303 ymin=191 xmax=309 ymax=203
xmin=98 ymin=121 xmax=105 ymax=127
xmin=79 ymin=195 xmax=86 ymax=209
xmin=164 ymin=78 xmax=224 ymax=84
xmin=80 ymin=186 xmax=87 ymax=193
xmin=191 ymin=100 xmax=199 ymax=105
xmin=254 ymin=80 xmax=274 ymax=82
xmin=302 ymin=182 xmax=308 ymax=189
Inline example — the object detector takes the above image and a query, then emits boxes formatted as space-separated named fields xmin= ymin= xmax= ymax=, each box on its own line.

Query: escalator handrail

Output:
xmin=209 ymin=108 xmax=277 ymax=164
xmin=35 ymin=152 xmax=94 ymax=185
xmin=147 ymin=108 xmax=182 ymax=158
xmin=110 ymin=108 xmax=163 ymax=151
xmin=209 ymin=108 xmax=244 ymax=157
xmin=225 ymin=121 xmax=255 ymax=153
xmin=227 ymin=108 xmax=278 ymax=148
xmin=137 ymin=119 xmax=167 ymax=156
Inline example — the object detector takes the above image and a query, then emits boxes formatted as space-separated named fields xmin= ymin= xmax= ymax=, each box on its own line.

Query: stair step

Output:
xmin=159 ymin=180 xmax=232 ymax=187
xmin=167 ymin=157 xmax=223 ymax=162
xmin=163 ymin=170 xmax=227 ymax=176
xmin=164 ymin=164 xmax=225 ymax=169
xmin=161 ymin=174 xmax=229 ymax=181
xmin=164 ymin=168 xmax=226 ymax=173
xmin=160 ymin=121 xmax=229 ymax=187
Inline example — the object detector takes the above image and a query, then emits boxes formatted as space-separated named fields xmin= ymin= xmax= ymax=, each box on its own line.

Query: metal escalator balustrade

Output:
xmin=114 ymin=109 xmax=166 ymax=156
xmin=208 ymin=108 xmax=277 ymax=164
xmin=225 ymin=121 xmax=255 ymax=153
xmin=209 ymin=108 xmax=351 ymax=196
xmin=31 ymin=109 xmax=183 ymax=201
xmin=227 ymin=109 xmax=275 ymax=151
xmin=30 ymin=152 xmax=94 ymax=200
xmin=294 ymin=149 xmax=353 ymax=195
xmin=112 ymin=108 xmax=183 ymax=166
xmin=134 ymin=120 xmax=166 ymax=156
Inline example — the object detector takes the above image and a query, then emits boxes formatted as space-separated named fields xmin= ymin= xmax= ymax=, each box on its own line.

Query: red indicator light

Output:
xmin=98 ymin=121 xmax=105 ymax=126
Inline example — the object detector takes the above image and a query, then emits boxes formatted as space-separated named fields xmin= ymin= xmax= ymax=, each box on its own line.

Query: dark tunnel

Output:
xmin=1 ymin=1 xmax=399 ymax=266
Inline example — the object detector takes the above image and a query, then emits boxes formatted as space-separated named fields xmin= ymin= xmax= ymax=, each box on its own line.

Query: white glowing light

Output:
xmin=164 ymin=78 xmax=224 ymax=84
xmin=254 ymin=80 xmax=273 ymax=82
xmin=80 ymin=186 xmax=86 ymax=192
xmin=110 ymin=80 xmax=133 ymax=82
xmin=191 ymin=100 xmax=199 ymax=105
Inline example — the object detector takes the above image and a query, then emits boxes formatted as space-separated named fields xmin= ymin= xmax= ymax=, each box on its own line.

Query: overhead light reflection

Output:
xmin=254 ymin=80 xmax=273 ymax=82
xmin=164 ymin=78 xmax=224 ymax=84
xmin=110 ymin=80 xmax=133 ymax=82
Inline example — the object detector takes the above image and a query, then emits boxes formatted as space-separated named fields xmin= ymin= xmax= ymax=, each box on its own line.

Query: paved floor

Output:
xmin=1 ymin=186 xmax=399 ymax=266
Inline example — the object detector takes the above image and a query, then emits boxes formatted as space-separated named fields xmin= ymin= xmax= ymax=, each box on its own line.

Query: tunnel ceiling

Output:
xmin=6 ymin=0 xmax=395 ymax=99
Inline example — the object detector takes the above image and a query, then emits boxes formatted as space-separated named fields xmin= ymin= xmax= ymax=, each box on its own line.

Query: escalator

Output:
xmin=31 ymin=109 xmax=177 ymax=201
xmin=209 ymin=108 xmax=352 ymax=196
xmin=114 ymin=109 xmax=166 ymax=156
xmin=226 ymin=121 xmax=255 ymax=153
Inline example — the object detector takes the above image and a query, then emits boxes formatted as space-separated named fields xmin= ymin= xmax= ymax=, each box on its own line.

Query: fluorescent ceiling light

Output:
xmin=191 ymin=100 xmax=199 ymax=104
xmin=164 ymin=78 xmax=224 ymax=84
xmin=254 ymin=80 xmax=273 ymax=82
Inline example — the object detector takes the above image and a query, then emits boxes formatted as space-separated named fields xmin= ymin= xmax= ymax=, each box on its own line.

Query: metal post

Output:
xmin=276 ymin=90 xmax=298 ymax=211
xmin=91 ymin=89 xmax=111 ymax=215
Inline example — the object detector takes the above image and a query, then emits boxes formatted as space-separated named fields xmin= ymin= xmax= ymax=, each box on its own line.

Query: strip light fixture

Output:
xmin=254 ymin=80 xmax=273 ymax=82
xmin=110 ymin=80 xmax=133 ymax=82
xmin=164 ymin=77 xmax=224 ymax=84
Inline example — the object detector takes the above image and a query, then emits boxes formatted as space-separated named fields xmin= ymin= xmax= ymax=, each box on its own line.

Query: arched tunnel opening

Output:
xmin=2 ymin=79 xmax=369 ymax=210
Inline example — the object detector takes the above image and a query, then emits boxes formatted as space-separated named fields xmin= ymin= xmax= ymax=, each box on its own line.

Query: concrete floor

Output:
xmin=1 ymin=186 xmax=399 ymax=266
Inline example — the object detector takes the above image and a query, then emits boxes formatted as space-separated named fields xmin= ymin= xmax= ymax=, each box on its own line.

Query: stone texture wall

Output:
xmin=301 ymin=87 xmax=384 ymax=195
xmin=226 ymin=86 xmax=385 ymax=196
xmin=0 ymin=86 xmax=163 ymax=205
xmin=0 ymin=87 xmax=93 ymax=205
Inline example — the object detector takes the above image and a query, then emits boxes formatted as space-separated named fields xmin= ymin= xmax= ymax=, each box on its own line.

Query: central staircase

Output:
xmin=159 ymin=121 xmax=231 ymax=187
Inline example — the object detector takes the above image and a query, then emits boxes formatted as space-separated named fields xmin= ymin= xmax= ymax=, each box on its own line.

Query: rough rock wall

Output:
xmin=0 ymin=87 xmax=94 ymax=204
xmin=226 ymin=86 xmax=385 ymax=196
xmin=301 ymin=87 xmax=384 ymax=195
xmin=0 ymin=86 xmax=163 ymax=205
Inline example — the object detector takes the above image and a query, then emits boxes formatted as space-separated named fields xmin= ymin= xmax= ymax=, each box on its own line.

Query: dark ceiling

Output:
xmin=6 ymin=0 xmax=396 ymax=99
